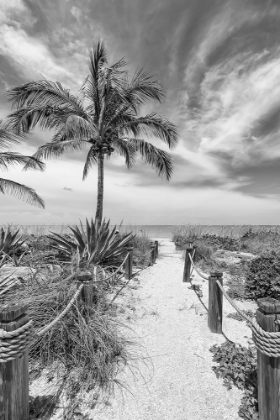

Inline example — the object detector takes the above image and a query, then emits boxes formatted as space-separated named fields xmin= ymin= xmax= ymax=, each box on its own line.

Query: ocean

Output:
xmin=4 ymin=224 xmax=280 ymax=239
xmin=119 ymin=225 xmax=174 ymax=239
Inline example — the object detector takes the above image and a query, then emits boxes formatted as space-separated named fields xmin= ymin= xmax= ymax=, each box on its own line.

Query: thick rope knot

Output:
xmin=0 ymin=320 xmax=34 ymax=363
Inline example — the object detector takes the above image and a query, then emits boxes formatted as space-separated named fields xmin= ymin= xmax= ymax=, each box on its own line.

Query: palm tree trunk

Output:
xmin=95 ymin=152 xmax=104 ymax=229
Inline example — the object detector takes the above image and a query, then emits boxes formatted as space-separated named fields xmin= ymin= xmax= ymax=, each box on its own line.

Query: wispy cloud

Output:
xmin=1 ymin=0 xmax=280 ymax=224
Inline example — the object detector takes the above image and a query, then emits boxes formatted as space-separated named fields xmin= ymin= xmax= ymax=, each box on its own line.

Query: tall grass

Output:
xmin=2 ymin=268 xmax=133 ymax=417
xmin=173 ymin=224 xmax=280 ymax=242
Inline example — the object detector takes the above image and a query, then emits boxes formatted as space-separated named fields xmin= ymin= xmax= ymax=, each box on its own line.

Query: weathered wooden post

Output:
xmin=154 ymin=240 xmax=159 ymax=258
xmin=208 ymin=272 xmax=223 ymax=334
xmin=183 ymin=246 xmax=193 ymax=282
xmin=0 ymin=304 xmax=30 ymax=420
xmin=256 ymin=297 xmax=280 ymax=420
xmin=151 ymin=243 xmax=156 ymax=264
xmin=125 ymin=246 xmax=133 ymax=280
xmin=76 ymin=272 xmax=95 ymax=312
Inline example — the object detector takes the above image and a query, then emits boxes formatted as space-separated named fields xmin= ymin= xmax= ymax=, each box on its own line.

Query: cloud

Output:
xmin=1 ymin=0 xmax=280 ymax=224
xmin=63 ymin=187 xmax=73 ymax=191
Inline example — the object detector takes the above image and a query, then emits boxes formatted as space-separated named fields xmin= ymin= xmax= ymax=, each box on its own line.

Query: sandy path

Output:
xmin=89 ymin=239 xmax=253 ymax=420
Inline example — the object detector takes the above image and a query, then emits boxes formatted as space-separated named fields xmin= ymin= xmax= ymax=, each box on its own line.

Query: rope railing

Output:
xmin=185 ymin=246 xmax=280 ymax=358
xmin=0 ymin=241 xmax=159 ymax=419
xmin=216 ymin=280 xmax=280 ymax=358
xmin=0 ymin=244 xmax=156 ymax=360
xmin=188 ymin=252 xmax=210 ymax=281
xmin=93 ymin=252 xmax=130 ymax=284
xmin=35 ymin=282 xmax=84 ymax=338
xmin=183 ymin=243 xmax=280 ymax=417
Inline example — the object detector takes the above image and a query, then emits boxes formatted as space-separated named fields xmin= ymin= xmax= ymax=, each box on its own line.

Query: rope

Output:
xmin=141 ymin=248 xmax=154 ymax=259
xmin=0 ymin=320 xmax=34 ymax=363
xmin=188 ymin=252 xmax=209 ymax=281
xmin=187 ymin=244 xmax=280 ymax=356
xmin=189 ymin=275 xmax=208 ymax=313
xmin=35 ymin=283 xmax=84 ymax=337
xmin=94 ymin=253 xmax=129 ymax=283
xmin=216 ymin=280 xmax=280 ymax=357
xmin=190 ymin=249 xmax=196 ymax=277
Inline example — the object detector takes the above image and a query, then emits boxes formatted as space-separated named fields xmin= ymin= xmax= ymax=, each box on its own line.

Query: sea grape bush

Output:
xmin=210 ymin=342 xmax=258 ymax=419
xmin=245 ymin=254 xmax=280 ymax=300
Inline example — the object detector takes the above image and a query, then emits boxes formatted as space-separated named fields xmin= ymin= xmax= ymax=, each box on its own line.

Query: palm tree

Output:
xmin=0 ymin=120 xmax=45 ymax=207
xmin=7 ymin=41 xmax=178 ymax=227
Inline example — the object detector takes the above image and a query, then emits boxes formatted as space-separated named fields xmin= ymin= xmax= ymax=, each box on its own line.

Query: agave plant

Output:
xmin=0 ymin=227 xmax=26 ymax=256
xmin=48 ymin=218 xmax=134 ymax=268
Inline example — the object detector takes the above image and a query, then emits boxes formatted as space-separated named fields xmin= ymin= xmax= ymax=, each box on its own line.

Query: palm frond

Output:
xmin=21 ymin=156 xmax=46 ymax=172
xmin=128 ymin=67 xmax=164 ymax=106
xmin=0 ymin=120 xmax=21 ymax=150
xmin=127 ymin=138 xmax=173 ymax=180
xmin=82 ymin=146 xmax=98 ymax=180
xmin=65 ymin=115 xmax=98 ymax=140
xmin=112 ymin=138 xmax=136 ymax=168
xmin=85 ymin=40 xmax=108 ymax=117
xmin=0 ymin=152 xmax=45 ymax=171
xmin=27 ymin=139 xmax=87 ymax=163
xmin=7 ymin=80 xmax=86 ymax=114
xmin=8 ymin=106 xmax=59 ymax=134
xmin=122 ymin=113 xmax=178 ymax=148
xmin=0 ymin=178 xmax=45 ymax=208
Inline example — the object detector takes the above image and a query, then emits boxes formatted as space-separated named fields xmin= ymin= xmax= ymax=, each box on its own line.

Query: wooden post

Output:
xmin=0 ymin=304 xmax=30 ymax=420
xmin=76 ymin=272 xmax=95 ymax=312
xmin=154 ymin=240 xmax=159 ymax=258
xmin=256 ymin=297 xmax=280 ymax=420
xmin=183 ymin=247 xmax=193 ymax=282
xmin=208 ymin=272 xmax=223 ymax=334
xmin=125 ymin=246 xmax=133 ymax=280
xmin=151 ymin=244 xmax=156 ymax=264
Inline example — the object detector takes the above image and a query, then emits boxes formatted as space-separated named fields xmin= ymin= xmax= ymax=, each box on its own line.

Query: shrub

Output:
xmin=201 ymin=234 xmax=240 ymax=251
xmin=245 ymin=254 xmax=280 ymax=300
xmin=48 ymin=218 xmax=134 ymax=268
xmin=0 ymin=226 xmax=26 ymax=255
xmin=227 ymin=274 xmax=246 ymax=300
xmin=3 ymin=268 xmax=132 ymax=417
xmin=210 ymin=342 xmax=258 ymax=419
xmin=193 ymin=243 xmax=213 ymax=262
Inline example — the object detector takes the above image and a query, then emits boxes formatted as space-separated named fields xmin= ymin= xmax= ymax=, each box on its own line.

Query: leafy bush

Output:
xmin=227 ymin=274 xmax=246 ymax=300
xmin=48 ymin=218 xmax=134 ymax=268
xmin=245 ymin=254 xmax=280 ymax=300
xmin=201 ymin=234 xmax=240 ymax=251
xmin=0 ymin=227 xmax=26 ymax=255
xmin=210 ymin=342 xmax=258 ymax=419
xmin=193 ymin=243 xmax=213 ymax=262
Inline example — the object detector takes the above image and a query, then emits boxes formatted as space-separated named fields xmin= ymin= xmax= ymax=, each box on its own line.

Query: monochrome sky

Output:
xmin=1 ymin=0 xmax=280 ymax=225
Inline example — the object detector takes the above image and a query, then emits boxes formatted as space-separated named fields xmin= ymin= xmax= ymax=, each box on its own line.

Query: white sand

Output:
xmin=84 ymin=239 xmax=255 ymax=420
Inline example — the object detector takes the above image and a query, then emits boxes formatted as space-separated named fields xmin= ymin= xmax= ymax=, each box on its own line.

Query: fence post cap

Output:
xmin=257 ymin=297 xmax=280 ymax=313
xmin=0 ymin=304 xmax=28 ymax=321
xmin=76 ymin=272 xmax=92 ymax=282
xmin=210 ymin=272 xmax=223 ymax=277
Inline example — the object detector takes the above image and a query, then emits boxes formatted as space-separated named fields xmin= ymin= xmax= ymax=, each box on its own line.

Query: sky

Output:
xmin=1 ymin=0 xmax=280 ymax=225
